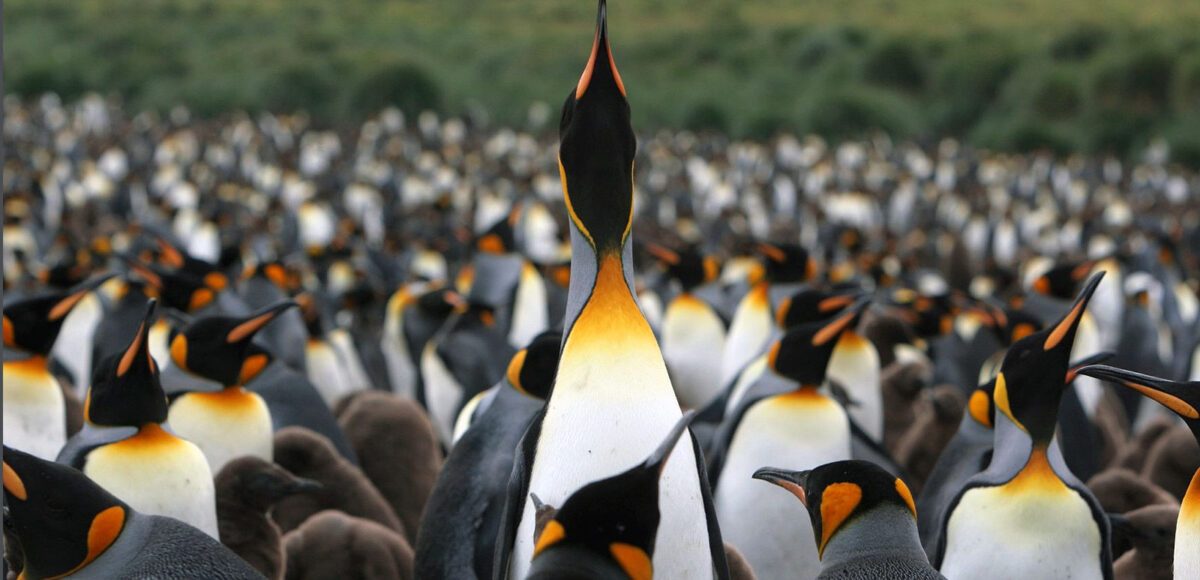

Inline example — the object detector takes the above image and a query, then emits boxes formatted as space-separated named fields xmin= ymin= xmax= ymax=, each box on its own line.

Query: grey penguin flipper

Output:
xmin=690 ymin=426 xmax=732 ymax=580
xmin=492 ymin=409 xmax=544 ymax=580
xmin=55 ymin=424 xmax=139 ymax=469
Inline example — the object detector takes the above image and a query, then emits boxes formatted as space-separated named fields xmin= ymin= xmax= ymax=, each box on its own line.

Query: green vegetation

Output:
xmin=7 ymin=0 xmax=1200 ymax=159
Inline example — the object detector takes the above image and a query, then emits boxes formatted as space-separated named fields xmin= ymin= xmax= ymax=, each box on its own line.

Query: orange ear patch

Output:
xmin=170 ymin=335 xmax=189 ymax=369
xmin=507 ymin=349 xmax=528 ymax=395
xmin=82 ymin=506 xmax=125 ymax=569
xmin=609 ymin=542 xmax=652 ymax=580
xmin=1012 ymin=323 xmax=1036 ymax=342
xmin=189 ymin=288 xmax=215 ymax=312
xmin=239 ymin=354 xmax=270 ymax=385
xmin=477 ymin=234 xmax=506 ymax=254
xmin=993 ymin=373 xmax=1024 ymax=431
xmin=895 ymin=478 xmax=917 ymax=517
xmin=968 ymin=389 xmax=992 ymax=428
xmin=533 ymin=519 xmax=565 ymax=557
xmin=3 ymin=462 xmax=27 ymax=500
xmin=3 ymin=316 xmax=14 ymax=347
xmin=819 ymin=482 xmax=862 ymax=557
xmin=774 ymin=298 xmax=793 ymax=327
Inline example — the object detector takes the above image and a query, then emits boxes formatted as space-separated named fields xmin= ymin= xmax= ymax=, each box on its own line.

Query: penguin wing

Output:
xmin=689 ymin=427 xmax=732 ymax=580
xmin=492 ymin=408 xmax=544 ymax=580
xmin=55 ymin=424 xmax=139 ymax=469
xmin=706 ymin=384 xmax=779 ymax=488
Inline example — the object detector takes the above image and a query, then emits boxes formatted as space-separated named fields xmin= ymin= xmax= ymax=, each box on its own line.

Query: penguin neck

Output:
xmin=1181 ymin=469 xmax=1200 ymax=524
xmin=992 ymin=414 xmax=1073 ymax=492
xmin=820 ymin=505 xmax=925 ymax=569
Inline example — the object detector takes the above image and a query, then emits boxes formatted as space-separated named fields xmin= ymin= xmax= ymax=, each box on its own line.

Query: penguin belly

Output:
xmin=167 ymin=388 xmax=274 ymax=473
xmin=382 ymin=293 xmax=418 ymax=399
xmin=940 ymin=472 xmax=1103 ymax=579
xmin=715 ymin=395 xmax=852 ymax=580
xmin=148 ymin=319 xmax=172 ymax=371
xmin=508 ymin=262 xmax=549 ymax=349
xmin=84 ymin=424 xmax=220 ymax=539
xmin=52 ymin=291 xmax=102 ymax=393
xmin=1177 ymin=471 xmax=1200 ymax=578
xmin=421 ymin=343 xmax=464 ymax=446
xmin=3 ymin=360 xmax=67 ymax=460
xmin=329 ymin=329 xmax=372 ymax=392
xmin=662 ymin=294 xmax=727 ymax=409
xmin=306 ymin=339 xmax=355 ymax=406
xmin=721 ymin=285 xmax=772 ymax=389
xmin=827 ymin=331 xmax=883 ymax=442
xmin=725 ymin=356 xmax=769 ymax=417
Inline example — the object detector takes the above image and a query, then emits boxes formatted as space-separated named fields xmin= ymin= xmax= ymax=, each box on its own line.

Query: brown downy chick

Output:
xmin=216 ymin=456 xmax=321 ymax=579
xmin=1111 ymin=504 xmax=1179 ymax=580
xmin=881 ymin=358 xmax=934 ymax=454
xmin=1086 ymin=468 xmax=1178 ymax=515
xmin=1142 ymin=425 xmax=1200 ymax=500
xmin=283 ymin=510 xmax=414 ymax=580
xmin=894 ymin=384 xmax=966 ymax=492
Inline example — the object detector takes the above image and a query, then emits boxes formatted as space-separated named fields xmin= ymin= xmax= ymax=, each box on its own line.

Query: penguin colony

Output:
xmin=3 ymin=2 xmax=1200 ymax=578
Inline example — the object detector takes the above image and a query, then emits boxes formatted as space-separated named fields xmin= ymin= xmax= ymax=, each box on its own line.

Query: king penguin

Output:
xmin=416 ymin=331 xmax=560 ymax=580
xmin=754 ymin=460 xmax=945 ymax=579
xmin=494 ymin=4 xmax=729 ymax=577
xmin=4 ymin=446 xmax=263 ymax=579
xmin=526 ymin=411 xmax=698 ymax=579
xmin=708 ymin=301 xmax=866 ymax=580
xmin=1076 ymin=364 xmax=1200 ymax=579
xmin=937 ymin=273 xmax=1112 ymax=579
xmin=162 ymin=301 xmax=296 ymax=472
xmin=4 ymin=274 xmax=114 ymax=460
xmin=55 ymin=300 xmax=221 ymax=539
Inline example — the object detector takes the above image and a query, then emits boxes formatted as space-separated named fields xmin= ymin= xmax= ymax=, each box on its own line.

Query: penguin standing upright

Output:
xmin=526 ymin=412 xmax=698 ymax=579
xmin=647 ymin=243 xmax=728 ymax=409
xmin=495 ymin=4 xmax=728 ymax=577
xmin=56 ymin=300 xmax=221 ymax=539
xmin=754 ymin=460 xmax=945 ymax=579
xmin=162 ymin=301 xmax=296 ymax=473
xmin=708 ymin=302 xmax=865 ymax=580
xmin=4 ymin=446 xmax=263 ymax=579
xmin=1076 ymin=365 xmax=1200 ymax=579
xmin=240 ymin=261 xmax=308 ymax=370
xmin=937 ymin=274 xmax=1112 ymax=579
xmin=4 ymin=274 xmax=113 ymax=459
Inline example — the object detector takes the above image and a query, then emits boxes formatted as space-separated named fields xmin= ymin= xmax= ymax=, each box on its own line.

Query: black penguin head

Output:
xmin=645 ymin=243 xmax=718 ymax=291
xmin=769 ymin=298 xmax=871 ymax=385
xmin=507 ymin=331 xmax=562 ymax=400
xmin=476 ymin=208 xmax=520 ymax=255
xmin=1030 ymin=260 xmax=1095 ymax=300
xmin=168 ymin=301 xmax=296 ymax=386
xmin=3 ymin=274 xmax=115 ymax=355
xmin=124 ymin=257 xmax=221 ymax=313
xmin=753 ymin=460 xmax=917 ymax=559
xmin=775 ymin=287 xmax=863 ymax=329
xmin=1077 ymin=365 xmax=1200 ymax=443
xmin=888 ymin=288 xmax=956 ymax=339
xmin=968 ymin=350 xmax=1114 ymax=429
xmin=3 ymin=446 xmax=130 ymax=579
xmin=415 ymin=287 xmax=463 ymax=319
xmin=530 ymin=411 xmax=696 ymax=580
xmin=992 ymin=306 xmax=1043 ymax=346
xmin=214 ymin=456 xmax=322 ymax=512
xmin=557 ymin=0 xmax=635 ymax=256
xmin=994 ymin=272 xmax=1103 ymax=443
xmin=87 ymin=300 xmax=170 ymax=427
xmin=757 ymin=243 xmax=818 ymax=284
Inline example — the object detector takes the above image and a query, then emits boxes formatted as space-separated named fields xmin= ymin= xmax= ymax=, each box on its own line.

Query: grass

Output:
xmin=7 ymin=0 xmax=1200 ymax=161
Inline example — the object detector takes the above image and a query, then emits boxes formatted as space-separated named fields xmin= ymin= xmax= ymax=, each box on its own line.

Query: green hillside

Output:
xmin=7 ymin=0 xmax=1200 ymax=161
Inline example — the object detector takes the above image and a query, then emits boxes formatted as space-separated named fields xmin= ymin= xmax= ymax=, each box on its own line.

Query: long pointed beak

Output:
xmin=576 ymin=0 xmax=626 ymax=100
xmin=48 ymin=272 xmax=118 ymax=321
xmin=812 ymin=297 xmax=871 ymax=346
xmin=642 ymin=410 xmax=698 ymax=476
xmin=1043 ymin=271 xmax=1104 ymax=352
xmin=752 ymin=467 xmax=810 ymax=505
xmin=1065 ymin=351 xmax=1115 ymax=383
xmin=226 ymin=301 xmax=298 ymax=344
xmin=118 ymin=300 xmax=158 ymax=378
xmin=1077 ymin=365 xmax=1200 ymax=421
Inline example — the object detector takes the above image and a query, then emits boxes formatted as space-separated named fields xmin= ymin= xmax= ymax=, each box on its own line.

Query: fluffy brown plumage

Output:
xmin=1113 ymin=418 xmax=1177 ymax=472
xmin=335 ymin=390 xmax=442 ymax=543
xmin=725 ymin=543 xmax=757 ymax=580
xmin=1112 ymin=504 xmax=1179 ymax=580
xmin=881 ymin=359 xmax=934 ymax=454
xmin=893 ymin=384 xmax=964 ymax=493
xmin=1142 ymin=425 xmax=1200 ymax=499
xmin=1086 ymin=468 xmax=1178 ymax=515
xmin=271 ymin=427 xmax=404 ymax=535
xmin=216 ymin=456 xmax=321 ymax=579
xmin=283 ymin=510 xmax=414 ymax=580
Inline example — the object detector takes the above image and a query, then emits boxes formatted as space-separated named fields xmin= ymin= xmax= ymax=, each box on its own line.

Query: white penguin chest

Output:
xmin=3 ymin=361 xmax=67 ymax=460
xmin=382 ymin=298 xmax=417 ymax=399
xmin=827 ymin=332 xmax=883 ymax=442
xmin=508 ymin=263 xmax=549 ymax=349
xmin=1177 ymin=473 xmax=1200 ymax=578
xmin=714 ymin=394 xmax=851 ymax=580
xmin=721 ymin=287 xmax=772 ymax=387
xmin=725 ymin=356 xmax=768 ymax=416
xmin=941 ymin=474 xmax=1102 ymax=580
xmin=85 ymin=425 xmax=220 ymax=539
xmin=306 ymin=339 xmax=354 ymax=406
xmin=662 ymin=294 xmax=727 ymax=409
xmin=52 ymin=292 xmax=103 ymax=392
xmin=421 ymin=343 xmax=463 ymax=446
xmin=167 ymin=388 xmax=273 ymax=474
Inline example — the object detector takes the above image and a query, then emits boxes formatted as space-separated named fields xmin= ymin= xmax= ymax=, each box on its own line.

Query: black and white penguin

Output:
xmin=937 ymin=273 xmax=1112 ymax=579
xmin=3 ymin=446 xmax=263 ymax=579
xmin=526 ymin=411 xmax=698 ymax=579
xmin=495 ymin=3 xmax=729 ymax=577
xmin=415 ymin=331 xmax=559 ymax=579
xmin=1076 ymin=364 xmax=1200 ymax=579
xmin=55 ymin=300 xmax=220 ymax=538
xmin=708 ymin=301 xmax=865 ymax=579
xmin=162 ymin=301 xmax=296 ymax=472
xmin=381 ymin=284 xmax=460 ymax=402
xmin=4 ymin=274 xmax=113 ymax=459
xmin=239 ymin=261 xmax=308 ymax=371
xmin=753 ymin=460 xmax=945 ymax=579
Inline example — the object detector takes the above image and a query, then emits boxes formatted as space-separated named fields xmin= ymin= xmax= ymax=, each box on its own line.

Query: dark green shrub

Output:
xmin=805 ymin=87 xmax=919 ymax=139
xmin=1093 ymin=47 xmax=1175 ymax=114
xmin=1050 ymin=25 xmax=1108 ymax=61
xmin=683 ymin=102 xmax=730 ymax=133
xmin=351 ymin=61 xmax=442 ymax=116
xmin=863 ymin=38 xmax=927 ymax=93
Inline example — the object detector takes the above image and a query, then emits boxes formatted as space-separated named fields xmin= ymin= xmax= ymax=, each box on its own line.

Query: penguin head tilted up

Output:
xmin=125 ymin=257 xmax=225 ymax=314
xmin=1030 ymin=260 xmax=1097 ymax=301
xmin=86 ymin=300 xmax=170 ymax=428
xmin=769 ymin=298 xmax=871 ymax=387
xmin=3 ymin=273 xmax=115 ymax=357
xmin=752 ymin=460 xmax=939 ymax=575
xmin=4 ymin=445 xmax=131 ymax=579
xmin=527 ymin=411 xmax=697 ymax=579
xmin=966 ymin=349 xmax=1115 ymax=431
xmin=645 ymin=243 xmax=718 ymax=293
xmin=166 ymin=301 xmax=298 ymax=390
xmin=774 ymin=287 xmax=864 ymax=330
xmin=507 ymin=330 xmax=562 ymax=400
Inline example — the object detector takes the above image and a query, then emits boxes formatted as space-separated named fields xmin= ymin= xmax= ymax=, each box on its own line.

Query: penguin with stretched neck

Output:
xmin=494 ymin=2 xmax=729 ymax=577
xmin=937 ymin=273 xmax=1113 ymax=579
xmin=1076 ymin=364 xmax=1200 ymax=578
